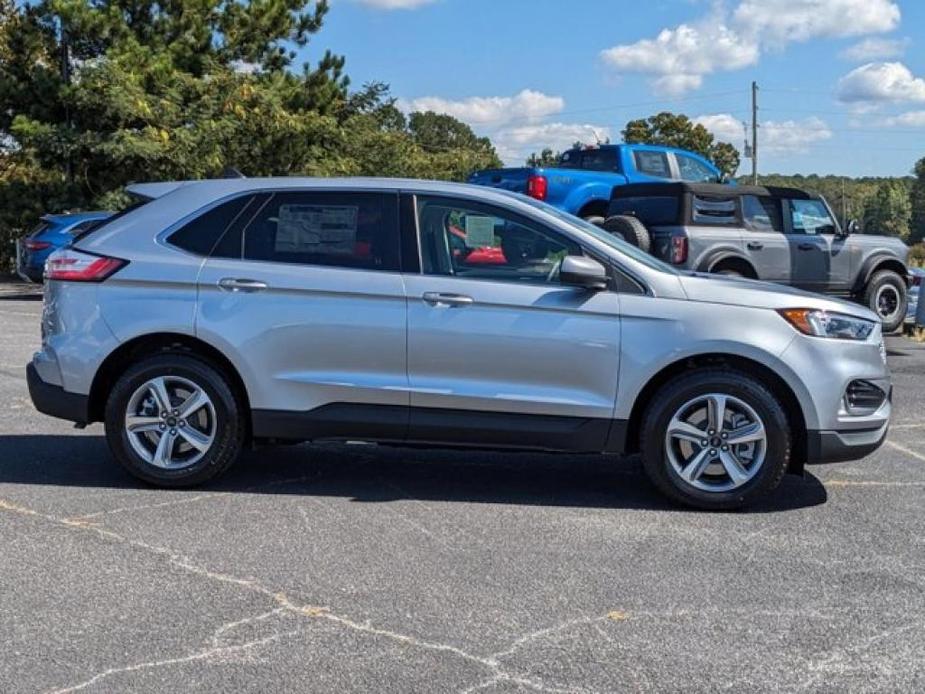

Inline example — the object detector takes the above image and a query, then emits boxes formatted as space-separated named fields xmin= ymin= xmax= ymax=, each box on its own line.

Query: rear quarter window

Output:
xmin=691 ymin=194 xmax=738 ymax=225
xmin=633 ymin=151 xmax=671 ymax=178
xmin=610 ymin=196 xmax=680 ymax=226
xmin=168 ymin=195 xmax=256 ymax=256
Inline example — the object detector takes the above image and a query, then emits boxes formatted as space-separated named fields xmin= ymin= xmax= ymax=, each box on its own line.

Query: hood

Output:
xmin=679 ymin=272 xmax=879 ymax=322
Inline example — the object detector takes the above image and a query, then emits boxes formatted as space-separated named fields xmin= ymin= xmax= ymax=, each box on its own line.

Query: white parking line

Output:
xmin=886 ymin=440 xmax=925 ymax=463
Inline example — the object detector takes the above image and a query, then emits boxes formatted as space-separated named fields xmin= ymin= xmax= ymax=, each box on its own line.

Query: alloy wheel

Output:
xmin=124 ymin=376 xmax=216 ymax=469
xmin=664 ymin=393 xmax=767 ymax=493
xmin=874 ymin=284 xmax=900 ymax=322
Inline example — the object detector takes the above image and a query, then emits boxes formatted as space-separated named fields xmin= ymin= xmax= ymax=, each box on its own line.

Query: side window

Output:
xmin=558 ymin=150 xmax=580 ymax=169
xmin=691 ymin=195 xmax=737 ymax=225
xmin=241 ymin=192 xmax=400 ymax=271
xmin=580 ymin=148 xmax=619 ymax=172
xmin=677 ymin=154 xmax=719 ymax=183
xmin=742 ymin=195 xmax=783 ymax=232
xmin=168 ymin=196 xmax=255 ymax=256
xmin=787 ymin=199 xmax=836 ymax=235
xmin=633 ymin=151 xmax=671 ymax=178
xmin=610 ymin=196 xmax=680 ymax=226
xmin=416 ymin=196 xmax=581 ymax=285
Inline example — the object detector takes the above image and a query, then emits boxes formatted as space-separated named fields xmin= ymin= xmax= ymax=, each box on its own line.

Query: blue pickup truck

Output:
xmin=468 ymin=143 xmax=724 ymax=223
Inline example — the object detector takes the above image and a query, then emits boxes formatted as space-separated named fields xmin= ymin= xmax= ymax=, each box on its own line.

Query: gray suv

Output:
xmin=27 ymin=178 xmax=892 ymax=510
xmin=605 ymin=183 xmax=910 ymax=332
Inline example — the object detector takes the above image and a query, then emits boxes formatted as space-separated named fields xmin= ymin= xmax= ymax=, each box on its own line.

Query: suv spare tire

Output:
xmin=601 ymin=215 xmax=651 ymax=253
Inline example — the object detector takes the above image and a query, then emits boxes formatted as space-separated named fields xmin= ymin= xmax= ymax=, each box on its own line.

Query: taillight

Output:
xmin=45 ymin=249 xmax=127 ymax=282
xmin=526 ymin=175 xmax=548 ymax=201
xmin=670 ymin=235 xmax=689 ymax=264
xmin=23 ymin=239 xmax=52 ymax=251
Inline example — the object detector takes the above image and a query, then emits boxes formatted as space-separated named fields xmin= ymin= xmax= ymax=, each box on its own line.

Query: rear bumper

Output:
xmin=26 ymin=362 xmax=89 ymax=424
xmin=806 ymin=422 xmax=889 ymax=463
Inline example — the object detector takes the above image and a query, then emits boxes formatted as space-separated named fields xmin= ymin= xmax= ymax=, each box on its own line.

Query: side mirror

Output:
xmin=845 ymin=219 xmax=859 ymax=236
xmin=560 ymin=256 xmax=608 ymax=291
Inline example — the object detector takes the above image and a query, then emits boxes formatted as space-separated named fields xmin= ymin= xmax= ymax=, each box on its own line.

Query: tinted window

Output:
xmin=691 ymin=195 xmax=737 ymax=225
xmin=68 ymin=219 xmax=104 ymax=236
xmin=241 ymin=192 xmax=400 ymax=271
xmin=417 ymin=196 xmax=580 ymax=285
xmin=558 ymin=150 xmax=580 ymax=169
xmin=580 ymin=149 xmax=619 ymax=172
xmin=633 ymin=151 xmax=671 ymax=178
xmin=168 ymin=196 xmax=255 ymax=256
xmin=787 ymin=199 xmax=836 ymax=235
xmin=677 ymin=154 xmax=718 ymax=182
xmin=742 ymin=195 xmax=783 ymax=232
xmin=610 ymin=196 xmax=679 ymax=226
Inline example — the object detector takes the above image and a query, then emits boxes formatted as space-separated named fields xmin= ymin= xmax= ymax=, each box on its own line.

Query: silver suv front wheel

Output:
xmin=641 ymin=368 xmax=791 ymax=510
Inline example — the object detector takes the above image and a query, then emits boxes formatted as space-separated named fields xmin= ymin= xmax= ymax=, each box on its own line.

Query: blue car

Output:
xmin=16 ymin=211 xmax=112 ymax=282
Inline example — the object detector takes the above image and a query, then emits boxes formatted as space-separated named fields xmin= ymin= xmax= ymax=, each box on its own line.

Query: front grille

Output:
xmin=845 ymin=380 xmax=887 ymax=414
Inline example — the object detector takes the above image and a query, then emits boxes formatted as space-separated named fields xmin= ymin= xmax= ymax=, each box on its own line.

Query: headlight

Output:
xmin=778 ymin=308 xmax=875 ymax=340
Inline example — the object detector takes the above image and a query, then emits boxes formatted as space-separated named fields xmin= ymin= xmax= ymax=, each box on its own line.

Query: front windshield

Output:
xmin=515 ymin=195 xmax=680 ymax=275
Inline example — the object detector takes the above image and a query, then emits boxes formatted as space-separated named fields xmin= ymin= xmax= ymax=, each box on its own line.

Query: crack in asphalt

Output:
xmin=1 ymin=497 xmax=601 ymax=694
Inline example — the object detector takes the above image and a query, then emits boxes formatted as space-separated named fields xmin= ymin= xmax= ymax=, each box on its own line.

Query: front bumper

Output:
xmin=26 ymin=362 xmax=89 ymax=424
xmin=806 ymin=421 xmax=889 ymax=463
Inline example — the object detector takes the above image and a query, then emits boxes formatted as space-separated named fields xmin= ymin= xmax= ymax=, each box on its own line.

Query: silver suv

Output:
xmin=27 ymin=178 xmax=893 ymax=510
xmin=605 ymin=182 xmax=910 ymax=333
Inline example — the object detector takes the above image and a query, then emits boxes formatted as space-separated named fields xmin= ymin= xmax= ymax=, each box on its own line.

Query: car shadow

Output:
xmin=0 ymin=292 xmax=42 ymax=301
xmin=0 ymin=435 xmax=828 ymax=514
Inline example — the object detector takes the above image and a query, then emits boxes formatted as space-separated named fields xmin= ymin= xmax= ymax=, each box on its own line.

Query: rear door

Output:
xmin=194 ymin=189 xmax=409 ymax=439
xmin=741 ymin=195 xmax=790 ymax=283
xmin=784 ymin=198 xmax=839 ymax=289
xmin=403 ymin=193 xmax=622 ymax=450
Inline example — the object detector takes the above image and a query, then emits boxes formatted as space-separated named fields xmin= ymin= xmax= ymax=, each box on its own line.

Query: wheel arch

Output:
xmin=624 ymin=352 xmax=809 ymax=475
xmin=88 ymin=333 xmax=252 ymax=430
xmin=853 ymin=255 xmax=908 ymax=294
xmin=576 ymin=198 xmax=610 ymax=219
xmin=698 ymin=251 xmax=758 ymax=278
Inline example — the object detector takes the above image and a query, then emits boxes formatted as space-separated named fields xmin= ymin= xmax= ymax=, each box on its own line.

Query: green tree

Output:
xmin=622 ymin=111 xmax=740 ymax=177
xmin=910 ymin=156 xmax=925 ymax=244
xmin=863 ymin=179 xmax=912 ymax=239
xmin=526 ymin=148 xmax=560 ymax=167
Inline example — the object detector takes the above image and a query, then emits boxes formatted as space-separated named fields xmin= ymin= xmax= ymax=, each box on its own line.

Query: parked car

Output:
xmin=28 ymin=178 xmax=891 ymax=510
xmin=467 ymin=143 xmax=724 ymax=224
xmin=603 ymin=182 xmax=910 ymax=333
xmin=15 ymin=211 xmax=112 ymax=283
xmin=906 ymin=267 xmax=924 ymax=328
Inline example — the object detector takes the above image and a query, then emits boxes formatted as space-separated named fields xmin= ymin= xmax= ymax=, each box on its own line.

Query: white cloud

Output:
xmin=840 ymin=37 xmax=909 ymax=61
xmin=733 ymin=0 xmax=899 ymax=44
xmin=601 ymin=0 xmax=901 ymax=95
xmin=884 ymin=111 xmax=925 ymax=127
xmin=400 ymin=89 xmax=564 ymax=126
xmin=399 ymin=89 xmax=609 ymax=165
xmin=600 ymin=21 xmax=758 ymax=96
xmin=836 ymin=61 xmax=925 ymax=104
xmin=694 ymin=113 xmax=832 ymax=153
xmin=354 ymin=0 xmax=436 ymax=8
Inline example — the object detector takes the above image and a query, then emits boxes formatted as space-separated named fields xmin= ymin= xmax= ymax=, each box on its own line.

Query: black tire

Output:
xmin=640 ymin=368 xmax=791 ymax=511
xmin=601 ymin=215 xmax=651 ymax=253
xmin=104 ymin=353 xmax=245 ymax=487
xmin=863 ymin=269 xmax=907 ymax=334
xmin=582 ymin=215 xmax=606 ymax=228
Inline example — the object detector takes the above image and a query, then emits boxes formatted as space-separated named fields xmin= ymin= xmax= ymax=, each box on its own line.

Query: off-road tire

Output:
xmin=601 ymin=215 xmax=652 ymax=253
xmin=863 ymin=269 xmax=907 ymax=334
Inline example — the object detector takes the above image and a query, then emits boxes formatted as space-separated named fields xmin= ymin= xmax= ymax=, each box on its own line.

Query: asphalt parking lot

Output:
xmin=1 ymin=287 xmax=923 ymax=694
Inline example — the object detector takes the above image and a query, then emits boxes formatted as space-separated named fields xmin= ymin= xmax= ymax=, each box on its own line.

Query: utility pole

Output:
xmin=841 ymin=177 xmax=847 ymax=228
xmin=751 ymin=81 xmax=759 ymax=185
xmin=60 ymin=20 xmax=73 ymax=185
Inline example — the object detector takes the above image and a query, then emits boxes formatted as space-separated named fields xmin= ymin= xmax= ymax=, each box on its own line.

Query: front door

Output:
xmin=404 ymin=194 xmax=622 ymax=450
xmin=196 ymin=189 xmax=409 ymax=440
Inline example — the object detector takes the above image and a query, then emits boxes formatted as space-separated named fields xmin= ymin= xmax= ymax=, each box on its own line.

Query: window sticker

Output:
xmin=275 ymin=205 xmax=358 ymax=254
xmin=464 ymin=215 xmax=496 ymax=248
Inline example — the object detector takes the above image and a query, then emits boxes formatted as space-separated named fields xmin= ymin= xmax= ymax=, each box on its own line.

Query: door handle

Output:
xmin=746 ymin=242 xmax=764 ymax=250
xmin=422 ymin=292 xmax=474 ymax=307
xmin=798 ymin=243 xmax=816 ymax=251
xmin=218 ymin=278 xmax=268 ymax=293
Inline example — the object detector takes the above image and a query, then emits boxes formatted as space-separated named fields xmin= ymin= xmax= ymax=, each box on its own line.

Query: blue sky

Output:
xmin=307 ymin=0 xmax=925 ymax=177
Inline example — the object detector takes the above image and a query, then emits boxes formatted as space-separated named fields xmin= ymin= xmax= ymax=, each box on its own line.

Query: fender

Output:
xmin=852 ymin=252 xmax=909 ymax=294
xmin=694 ymin=247 xmax=756 ymax=275
xmin=560 ymin=180 xmax=624 ymax=217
